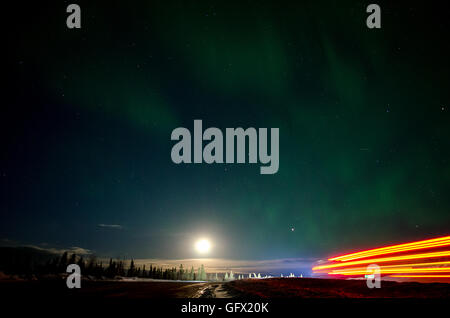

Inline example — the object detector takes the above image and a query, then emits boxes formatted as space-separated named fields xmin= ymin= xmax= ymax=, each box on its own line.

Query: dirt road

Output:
xmin=176 ymin=282 xmax=233 ymax=298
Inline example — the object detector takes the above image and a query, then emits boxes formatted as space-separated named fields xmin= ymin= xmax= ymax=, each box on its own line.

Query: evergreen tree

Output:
xmin=200 ymin=264 xmax=206 ymax=281
xmin=128 ymin=259 xmax=135 ymax=277
xmin=189 ymin=266 xmax=194 ymax=280
xmin=77 ymin=256 xmax=85 ymax=273
xmin=149 ymin=264 xmax=153 ymax=278
xmin=106 ymin=258 xmax=115 ymax=277
xmin=59 ymin=251 xmax=68 ymax=272
xmin=157 ymin=267 xmax=162 ymax=279
xmin=69 ymin=253 xmax=76 ymax=265
xmin=86 ymin=256 xmax=96 ymax=276
xmin=118 ymin=260 xmax=125 ymax=276
xmin=178 ymin=264 xmax=184 ymax=280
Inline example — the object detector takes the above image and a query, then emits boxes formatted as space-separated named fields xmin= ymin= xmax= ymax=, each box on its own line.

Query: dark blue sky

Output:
xmin=2 ymin=1 xmax=450 ymax=263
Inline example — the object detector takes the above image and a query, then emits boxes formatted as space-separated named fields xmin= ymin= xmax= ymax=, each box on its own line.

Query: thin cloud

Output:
xmin=98 ymin=224 xmax=123 ymax=230
xmin=24 ymin=245 xmax=92 ymax=255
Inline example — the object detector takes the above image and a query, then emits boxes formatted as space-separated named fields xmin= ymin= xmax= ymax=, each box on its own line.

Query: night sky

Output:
xmin=2 ymin=1 xmax=450 ymax=267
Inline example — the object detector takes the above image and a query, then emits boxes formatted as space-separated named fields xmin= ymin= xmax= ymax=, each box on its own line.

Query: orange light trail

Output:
xmin=313 ymin=250 xmax=450 ymax=271
xmin=312 ymin=235 xmax=450 ymax=281
xmin=328 ymin=236 xmax=450 ymax=262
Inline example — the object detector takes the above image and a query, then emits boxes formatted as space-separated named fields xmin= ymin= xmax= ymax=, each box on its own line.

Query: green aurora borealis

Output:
xmin=3 ymin=1 xmax=450 ymax=265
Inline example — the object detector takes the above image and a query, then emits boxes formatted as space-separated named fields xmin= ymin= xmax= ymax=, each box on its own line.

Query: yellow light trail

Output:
xmin=330 ymin=240 xmax=450 ymax=262
xmin=328 ymin=236 xmax=450 ymax=262
xmin=390 ymin=275 xmax=450 ymax=278
xmin=313 ymin=250 xmax=450 ymax=271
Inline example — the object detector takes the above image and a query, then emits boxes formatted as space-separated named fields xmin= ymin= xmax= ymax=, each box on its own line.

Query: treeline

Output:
xmin=1 ymin=250 xmax=209 ymax=281
xmin=102 ymin=257 xmax=208 ymax=281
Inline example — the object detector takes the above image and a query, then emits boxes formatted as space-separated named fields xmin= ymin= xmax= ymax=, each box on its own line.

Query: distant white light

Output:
xmin=195 ymin=239 xmax=211 ymax=254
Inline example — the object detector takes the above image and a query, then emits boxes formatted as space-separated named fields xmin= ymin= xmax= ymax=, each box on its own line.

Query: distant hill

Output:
xmin=0 ymin=246 xmax=58 ymax=274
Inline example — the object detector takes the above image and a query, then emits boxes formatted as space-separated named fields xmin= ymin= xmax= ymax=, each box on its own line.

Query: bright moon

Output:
xmin=195 ymin=239 xmax=211 ymax=254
